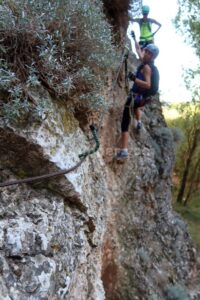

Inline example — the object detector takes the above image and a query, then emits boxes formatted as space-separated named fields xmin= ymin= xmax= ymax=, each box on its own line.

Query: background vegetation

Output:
xmin=166 ymin=102 xmax=200 ymax=246
xmin=164 ymin=0 xmax=200 ymax=247
xmin=175 ymin=0 xmax=200 ymax=57
xmin=168 ymin=102 xmax=200 ymax=205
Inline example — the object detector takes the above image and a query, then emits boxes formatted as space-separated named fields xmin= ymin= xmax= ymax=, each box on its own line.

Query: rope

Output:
xmin=112 ymin=46 xmax=129 ymax=91
xmin=79 ymin=124 xmax=100 ymax=158
xmin=0 ymin=125 xmax=100 ymax=188
xmin=124 ymin=52 xmax=129 ymax=94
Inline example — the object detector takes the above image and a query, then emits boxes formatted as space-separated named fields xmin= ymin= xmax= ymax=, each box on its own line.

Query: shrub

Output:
xmin=164 ymin=284 xmax=189 ymax=300
xmin=0 ymin=0 xmax=119 ymax=124
xmin=170 ymin=127 xmax=184 ymax=144
xmin=155 ymin=127 xmax=174 ymax=145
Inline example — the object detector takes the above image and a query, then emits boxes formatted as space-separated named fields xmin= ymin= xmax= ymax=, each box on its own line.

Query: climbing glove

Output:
xmin=131 ymin=30 xmax=136 ymax=40
xmin=128 ymin=72 xmax=136 ymax=81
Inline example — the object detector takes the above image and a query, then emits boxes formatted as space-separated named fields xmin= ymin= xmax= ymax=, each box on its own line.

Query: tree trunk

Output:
xmin=184 ymin=157 xmax=200 ymax=206
xmin=176 ymin=129 xmax=200 ymax=204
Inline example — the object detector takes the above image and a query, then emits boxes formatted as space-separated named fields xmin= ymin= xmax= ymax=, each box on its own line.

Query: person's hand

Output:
xmin=131 ymin=30 xmax=136 ymax=40
xmin=128 ymin=72 xmax=136 ymax=81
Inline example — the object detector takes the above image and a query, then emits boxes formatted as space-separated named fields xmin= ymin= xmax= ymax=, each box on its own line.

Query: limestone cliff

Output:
xmin=0 ymin=1 xmax=199 ymax=300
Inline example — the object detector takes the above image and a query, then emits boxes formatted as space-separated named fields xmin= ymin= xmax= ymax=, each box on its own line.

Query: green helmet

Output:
xmin=142 ymin=5 xmax=150 ymax=15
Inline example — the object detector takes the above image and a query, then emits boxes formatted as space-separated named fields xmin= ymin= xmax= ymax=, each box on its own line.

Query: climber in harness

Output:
xmin=130 ymin=5 xmax=161 ymax=49
xmin=115 ymin=43 xmax=159 ymax=160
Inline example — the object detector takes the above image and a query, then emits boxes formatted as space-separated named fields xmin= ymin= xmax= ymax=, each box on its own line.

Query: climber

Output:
xmin=130 ymin=5 xmax=161 ymax=49
xmin=115 ymin=43 xmax=159 ymax=160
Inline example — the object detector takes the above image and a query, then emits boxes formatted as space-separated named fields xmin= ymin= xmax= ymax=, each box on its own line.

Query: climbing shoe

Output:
xmin=114 ymin=150 xmax=128 ymax=161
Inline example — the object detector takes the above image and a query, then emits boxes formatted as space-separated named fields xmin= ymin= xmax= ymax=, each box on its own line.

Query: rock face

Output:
xmin=101 ymin=99 xmax=198 ymax=300
xmin=0 ymin=91 xmax=108 ymax=300
xmin=0 ymin=2 xmax=199 ymax=300
xmin=1 ymin=90 xmax=199 ymax=300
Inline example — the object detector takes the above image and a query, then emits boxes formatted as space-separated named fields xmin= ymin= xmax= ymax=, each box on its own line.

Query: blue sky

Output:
xmin=128 ymin=0 xmax=198 ymax=103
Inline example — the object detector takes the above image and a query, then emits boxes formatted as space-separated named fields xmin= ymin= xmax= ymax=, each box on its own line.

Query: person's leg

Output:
xmin=134 ymin=97 xmax=145 ymax=130
xmin=116 ymin=93 xmax=132 ymax=158
xmin=121 ymin=132 xmax=129 ymax=149
xmin=134 ymin=107 xmax=142 ymax=129
xmin=121 ymin=93 xmax=132 ymax=138
xmin=134 ymin=107 xmax=142 ymax=121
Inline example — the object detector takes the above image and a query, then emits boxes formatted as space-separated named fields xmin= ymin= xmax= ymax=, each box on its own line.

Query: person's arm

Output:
xmin=151 ymin=18 xmax=162 ymax=28
xmin=134 ymin=64 xmax=151 ymax=89
xmin=129 ymin=17 xmax=140 ymax=23
xmin=135 ymin=41 xmax=144 ymax=60
xmin=130 ymin=31 xmax=144 ymax=60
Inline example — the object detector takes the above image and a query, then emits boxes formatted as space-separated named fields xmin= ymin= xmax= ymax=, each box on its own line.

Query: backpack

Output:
xmin=148 ymin=63 xmax=159 ymax=96
xmin=137 ymin=63 xmax=159 ymax=97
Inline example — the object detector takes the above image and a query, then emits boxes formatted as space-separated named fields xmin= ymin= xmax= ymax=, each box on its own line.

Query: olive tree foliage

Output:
xmin=0 ymin=0 xmax=119 ymax=124
xmin=129 ymin=0 xmax=142 ymax=16
xmin=175 ymin=0 xmax=200 ymax=57
xmin=175 ymin=0 xmax=200 ymax=97
xmin=127 ymin=0 xmax=143 ymax=22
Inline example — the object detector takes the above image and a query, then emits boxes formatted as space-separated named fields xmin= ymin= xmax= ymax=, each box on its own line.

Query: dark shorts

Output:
xmin=134 ymin=94 xmax=145 ymax=108
xmin=139 ymin=40 xmax=154 ymax=49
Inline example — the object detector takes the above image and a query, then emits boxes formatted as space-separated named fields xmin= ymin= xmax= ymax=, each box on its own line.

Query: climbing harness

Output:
xmin=149 ymin=27 xmax=161 ymax=38
xmin=140 ymin=27 xmax=161 ymax=45
xmin=0 ymin=124 xmax=100 ymax=188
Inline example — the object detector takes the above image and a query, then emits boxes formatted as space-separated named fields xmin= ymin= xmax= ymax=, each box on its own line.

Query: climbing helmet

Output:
xmin=144 ymin=44 xmax=159 ymax=59
xmin=142 ymin=5 xmax=150 ymax=15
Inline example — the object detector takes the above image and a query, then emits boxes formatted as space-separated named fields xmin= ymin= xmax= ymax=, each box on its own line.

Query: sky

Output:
xmin=128 ymin=0 xmax=199 ymax=103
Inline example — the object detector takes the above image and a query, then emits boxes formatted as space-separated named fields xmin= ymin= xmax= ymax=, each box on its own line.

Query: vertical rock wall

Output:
xmin=0 ymin=1 xmax=199 ymax=299
xmin=101 ymin=98 xmax=198 ymax=300
xmin=0 ymin=90 xmax=108 ymax=299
